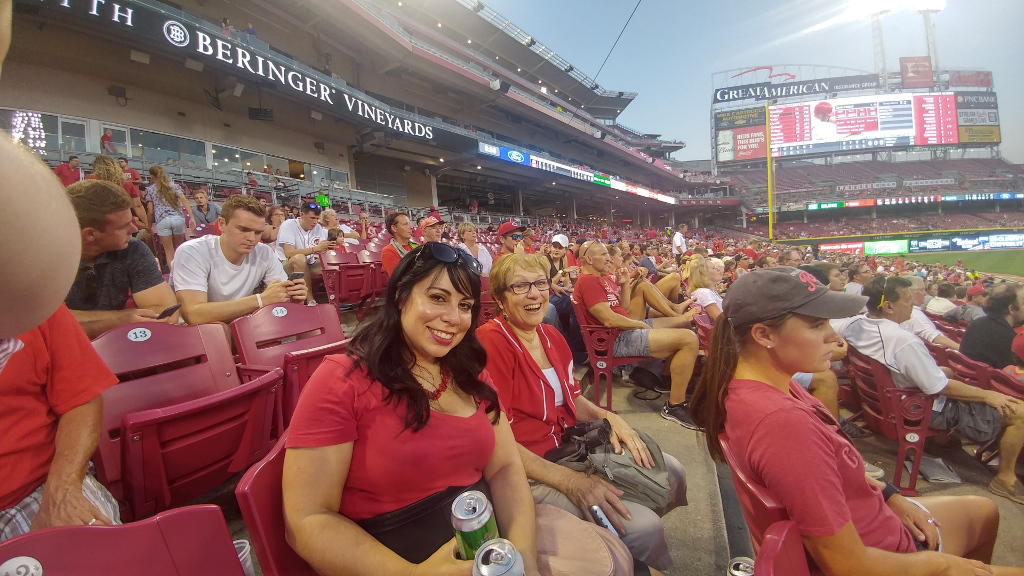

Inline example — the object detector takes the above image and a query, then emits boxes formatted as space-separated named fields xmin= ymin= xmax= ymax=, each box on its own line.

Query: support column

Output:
xmin=669 ymin=212 xmax=676 ymax=227
xmin=637 ymin=207 xmax=641 ymax=228
xmin=516 ymin=190 xmax=524 ymax=217
xmin=804 ymin=211 xmax=808 ymax=223
xmin=742 ymin=210 xmax=747 ymax=229
xmin=570 ymin=198 xmax=577 ymax=221
xmin=647 ymin=211 xmax=652 ymax=228
xmin=608 ymin=203 xmax=614 ymax=226
xmin=871 ymin=207 xmax=877 ymax=219
xmin=404 ymin=168 xmax=438 ymax=209
xmin=693 ymin=213 xmax=699 ymax=228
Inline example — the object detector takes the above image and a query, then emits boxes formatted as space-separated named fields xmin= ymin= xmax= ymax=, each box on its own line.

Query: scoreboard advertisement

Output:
xmin=714 ymin=90 xmax=1000 ymax=163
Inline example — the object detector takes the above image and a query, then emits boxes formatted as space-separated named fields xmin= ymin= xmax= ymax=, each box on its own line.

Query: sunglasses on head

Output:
xmin=414 ymin=241 xmax=483 ymax=275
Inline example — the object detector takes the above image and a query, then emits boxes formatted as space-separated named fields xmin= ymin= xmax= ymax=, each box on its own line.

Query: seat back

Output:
xmin=988 ymin=368 xmax=1024 ymax=399
xmin=718 ymin=432 xmax=788 ymax=552
xmin=0 ymin=505 xmax=245 ymax=576
xmin=232 ymin=303 xmax=345 ymax=368
xmin=754 ymin=521 xmax=810 ymax=576
xmin=844 ymin=346 xmax=900 ymax=439
xmin=693 ymin=310 xmax=714 ymax=351
xmin=946 ymin=349 xmax=992 ymax=390
xmin=359 ymin=250 xmax=387 ymax=293
xmin=922 ymin=338 xmax=949 ymax=368
xmin=319 ymin=250 xmax=373 ymax=308
xmin=235 ymin=435 xmax=319 ymax=576
xmin=91 ymin=323 xmax=241 ymax=505
xmin=319 ymin=249 xmax=358 ymax=270
xmin=121 ymin=367 xmax=283 ymax=519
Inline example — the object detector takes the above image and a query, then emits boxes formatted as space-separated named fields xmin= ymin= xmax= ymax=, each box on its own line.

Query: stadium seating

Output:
xmin=571 ymin=299 xmax=651 ymax=411
xmin=236 ymin=434 xmax=319 ymax=576
xmin=320 ymin=249 xmax=376 ymax=317
xmin=0 ymin=505 xmax=245 ymax=576
xmin=231 ymin=302 xmax=349 ymax=425
xmin=717 ymin=432 xmax=788 ymax=553
xmin=754 ymin=521 xmax=810 ymax=576
xmin=92 ymin=322 xmax=284 ymax=520
xmin=945 ymin=349 xmax=993 ymax=391
xmin=846 ymin=347 xmax=938 ymax=495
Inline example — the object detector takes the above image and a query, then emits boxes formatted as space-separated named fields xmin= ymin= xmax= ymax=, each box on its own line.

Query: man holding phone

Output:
xmin=173 ymin=195 xmax=307 ymax=324
xmin=64 ymin=180 xmax=180 ymax=338
xmin=276 ymin=202 xmax=334 ymax=303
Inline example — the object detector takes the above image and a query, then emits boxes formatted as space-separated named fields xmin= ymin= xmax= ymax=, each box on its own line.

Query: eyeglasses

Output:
xmin=507 ymin=279 xmax=551 ymax=295
xmin=414 ymin=241 xmax=483 ymax=275
xmin=877 ymin=276 xmax=891 ymax=309
xmin=509 ymin=234 xmax=524 ymax=240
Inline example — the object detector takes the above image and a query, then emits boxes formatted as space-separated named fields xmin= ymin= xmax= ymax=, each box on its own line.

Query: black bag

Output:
xmin=356 ymin=477 xmax=490 ymax=563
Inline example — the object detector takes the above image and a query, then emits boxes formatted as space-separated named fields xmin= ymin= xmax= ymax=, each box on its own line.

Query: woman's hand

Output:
xmin=561 ymin=471 xmax=632 ymax=536
xmin=915 ymin=551 xmax=993 ymax=576
xmin=606 ymin=413 xmax=654 ymax=469
xmin=411 ymin=537 xmax=473 ymax=576
xmin=887 ymin=495 xmax=940 ymax=551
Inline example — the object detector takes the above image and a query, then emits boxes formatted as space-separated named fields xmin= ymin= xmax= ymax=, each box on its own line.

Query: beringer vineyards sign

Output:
xmin=25 ymin=0 xmax=435 ymax=139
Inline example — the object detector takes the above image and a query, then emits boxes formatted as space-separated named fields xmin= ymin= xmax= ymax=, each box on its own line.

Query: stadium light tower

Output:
xmin=870 ymin=11 xmax=889 ymax=79
xmin=856 ymin=0 xmax=945 ymax=79
xmin=917 ymin=0 xmax=946 ymax=72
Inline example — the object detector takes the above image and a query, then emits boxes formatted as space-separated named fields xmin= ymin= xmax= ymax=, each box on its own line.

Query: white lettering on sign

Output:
xmin=272 ymin=307 xmax=288 ymax=317
xmin=342 ymin=94 xmax=434 ymax=139
xmin=127 ymin=328 xmax=152 ymax=342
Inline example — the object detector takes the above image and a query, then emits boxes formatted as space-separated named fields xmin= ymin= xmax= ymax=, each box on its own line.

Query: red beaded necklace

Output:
xmin=425 ymin=364 xmax=451 ymax=401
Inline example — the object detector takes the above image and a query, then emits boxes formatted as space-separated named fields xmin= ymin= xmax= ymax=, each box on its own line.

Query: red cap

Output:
xmin=967 ymin=284 xmax=988 ymax=297
xmin=420 ymin=215 xmax=442 ymax=228
xmin=814 ymin=101 xmax=833 ymax=116
xmin=498 ymin=221 xmax=525 ymax=237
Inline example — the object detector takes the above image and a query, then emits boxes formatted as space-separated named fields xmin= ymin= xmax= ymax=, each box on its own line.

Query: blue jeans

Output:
xmin=544 ymin=293 xmax=588 ymax=364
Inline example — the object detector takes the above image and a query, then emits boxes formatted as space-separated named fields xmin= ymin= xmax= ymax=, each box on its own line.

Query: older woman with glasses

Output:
xmin=478 ymin=253 xmax=688 ymax=571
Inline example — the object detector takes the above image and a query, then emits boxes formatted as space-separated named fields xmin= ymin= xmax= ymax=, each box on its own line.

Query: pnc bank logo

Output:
xmin=506 ymin=150 xmax=525 ymax=163
xmin=163 ymin=20 xmax=190 ymax=47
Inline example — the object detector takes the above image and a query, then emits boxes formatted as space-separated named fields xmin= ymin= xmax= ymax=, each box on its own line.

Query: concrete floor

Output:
xmin=211 ymin=307 xmax=1024 ymax=574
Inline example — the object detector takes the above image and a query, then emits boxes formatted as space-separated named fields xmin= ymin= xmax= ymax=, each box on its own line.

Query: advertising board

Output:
xmin=900 ymin=57 xmax=934 ymax=89
xmin=958 ymin=126 xmax=1001 ymax=143
xmin=909 ymin=238 xmax=951 ymax=253
xmin=818 ymin=242 xmax=864 ymax=255
xmin=769 ymin=93 xmax=958 ymax=158
xmin=951 ymin=234 xmax=1024 ymax=251
xmin=948 ymin=71 xmax=992 ymax=88
xmin=864 ymin=239 xmax=910 ymax=255
xmin=717 ymin=125 xmax=767 ymax=162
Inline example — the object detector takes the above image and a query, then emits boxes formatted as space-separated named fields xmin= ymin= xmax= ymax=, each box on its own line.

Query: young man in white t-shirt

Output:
xmin=173 ymin=195 xmax=307 ymax=324
xmin=276 ymin=202 xmax=336 ymax=303
xmin=670 ymin=223 xmax=688 ymax=264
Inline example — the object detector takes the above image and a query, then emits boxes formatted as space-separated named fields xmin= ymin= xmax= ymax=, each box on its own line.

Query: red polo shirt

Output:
xmin=53 ymin=163 xmax=80 ymax=187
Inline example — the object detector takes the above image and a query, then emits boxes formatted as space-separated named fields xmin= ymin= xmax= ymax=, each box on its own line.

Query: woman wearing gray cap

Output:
xmin=689 ymin=267 xmax=1016 ymax=576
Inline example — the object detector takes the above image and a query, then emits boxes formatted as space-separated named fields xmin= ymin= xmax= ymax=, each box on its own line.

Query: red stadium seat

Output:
xmin=692 ymin=309 xmax=713 ymax=352
xmin=946 ymin=349 xmax=993 ymax=390
xmin=718 ymin=432 xmax=788 ymax=553
xmin=235 ymin=434 xmax=319 ymax=576
xmin=846 ymin=346 xmax=939 ymax=495
xmin=571 ymin=299 xmax=649 ymax=411
xmin=922 ymin=338 xmax=950 ymax=368
xmin=319 ymin=250 xmax=374 ymax=317
xmin=92 ymin=322 xmax=284 ymax=520
xmin=754 ymin=521 xmax=811 ymax=576
xmin=0 ymin=505 xmax=245 ymax=576
xmin=358 ymin=250 xmax=388 ymax=321
xmin=232 ymin=302 xmax=349 ymax=424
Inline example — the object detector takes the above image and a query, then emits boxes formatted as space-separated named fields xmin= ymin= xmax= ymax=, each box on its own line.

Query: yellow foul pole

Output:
xmin=765 ymin=101 xmax=774 ymax=241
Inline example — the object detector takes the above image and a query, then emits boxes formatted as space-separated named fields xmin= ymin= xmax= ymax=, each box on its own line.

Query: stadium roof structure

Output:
xmin=379 ymin=0 xmax=638 ymax=120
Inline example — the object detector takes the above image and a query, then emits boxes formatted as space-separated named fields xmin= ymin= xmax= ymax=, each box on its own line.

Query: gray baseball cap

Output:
xmin=723 ymin=266 xmax=867 ymax=326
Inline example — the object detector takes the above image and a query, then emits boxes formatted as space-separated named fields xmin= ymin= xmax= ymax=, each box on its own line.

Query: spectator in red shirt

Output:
xmin=690 ymin=267 xmax=1013 ymax=576
xmin=571 ymin=241 xmax=700 ymax=428
xmin=117 ymin=157 xmax=142 ymax=185
xmin=523 ymin=230 xmax=538 ymax=254
xmin=0 ymin=305 xmax=121 ymax=542
xmin=99 ymin=128 xmax=115 ymax=153
xmin=86 ymin=155 xmax=147 ymax=229
xmin=380 ymin=211 xmax=415 ymax=276
xmin=282 ymin=243 xmax=542 ymax=573
xmin=741 ymin=240 xmax=761 ymax=261
xmin=52 ymin=155 xmax=81 ymax=187
xmin=495 ymin=221 xmax=526 ymax=260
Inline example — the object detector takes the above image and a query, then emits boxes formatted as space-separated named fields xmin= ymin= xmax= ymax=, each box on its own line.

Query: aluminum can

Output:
xmin=473 ymin=538 xmax=524 ymax=576
xmin=728 ymin=556 xmax=755 ymax=576
xmin=452 ymin=490 xmax=499 ymax=561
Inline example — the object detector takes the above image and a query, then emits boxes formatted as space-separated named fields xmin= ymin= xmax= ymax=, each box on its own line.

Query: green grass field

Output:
xmin=913 ymin=249 xmax=1024 ymax=277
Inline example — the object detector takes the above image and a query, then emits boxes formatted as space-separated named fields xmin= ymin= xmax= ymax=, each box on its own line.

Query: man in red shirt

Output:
xmin=494 ymin=221 xmax=525 ymax=261
xmin=523 ymin=230 xmax=538 ymax=254
xmin=742 ymin=240 xmax=761 ymax=261
xmin=571 ymin=241 xmax=700 ymax=428
xmin=53 ymin=156 xmax=80 ymax=187
xmin=380 ymin=211 xmax=414 ymax=276
xmin=117 ymin=157 xmax=143 ymax=186
xmin=0 ymin=305 xmax=121 ymax=541
xmin=99 ymin=128 xmax=115 ymax=153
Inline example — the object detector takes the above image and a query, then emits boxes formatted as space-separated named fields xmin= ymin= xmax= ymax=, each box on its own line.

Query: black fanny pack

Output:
xmin=356 ymin=477 xmax=490 ymax=563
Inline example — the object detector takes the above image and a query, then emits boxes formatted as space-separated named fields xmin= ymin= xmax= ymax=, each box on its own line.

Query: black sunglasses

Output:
xmin=415 ymin=241 xmax=483 ymax=275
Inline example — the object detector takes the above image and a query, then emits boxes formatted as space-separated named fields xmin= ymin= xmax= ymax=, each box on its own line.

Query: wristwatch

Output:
xmin=881 ymin=482 xmax=900 ymax=501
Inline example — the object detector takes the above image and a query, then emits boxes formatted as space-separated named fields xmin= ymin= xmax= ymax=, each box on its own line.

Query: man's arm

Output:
xmin=933 ymin=335 xmax=959 ymax=351
xmin=177 ymin=289 xmax=259 ymax=325
xmin=281 ymin=241 xmax=332 ymax=260
xmin=31 ymin=396 xmax=112 ymax=529
xmin=69 ymin=309 xmax=161 ymax=339
xmin=131 ymin=282 xmax=179 ymax=323
xmin=587 ymin=301 xmax=649 ymax=330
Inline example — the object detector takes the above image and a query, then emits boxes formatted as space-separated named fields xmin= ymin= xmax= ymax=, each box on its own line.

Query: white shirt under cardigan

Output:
xmin=831 ymin=315 xmax=949 ymax=412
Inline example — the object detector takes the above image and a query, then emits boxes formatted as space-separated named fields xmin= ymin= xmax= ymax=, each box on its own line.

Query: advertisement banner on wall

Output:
xmin=909 ymin=238 xmax=951 ymax=253
xmin=864 ymin=239 xmax=910 ymax=255
xmin=951 ymin=234 xmax=1024 ymax=251
xmin=716 ymin=125 xmax=767 ymax=162
xmin=958 ymin=126 xmax=1001 ymax=143
xmin=957 ymin=109 xmax=999 ymax=126
xmin=900 ymin=57 xmax=935 ymax=89
xmin=954 ymin=92 xmax=998 ymax=109
xmin=818 ymin=242 xmax=864 ymax=255
xmin=714 ymin=107 xmax=766 ymax=130
xmin=948 ymin=71 xmax=993 ymax=88
xmin=712 ymin=73 xmax=881 ymax=104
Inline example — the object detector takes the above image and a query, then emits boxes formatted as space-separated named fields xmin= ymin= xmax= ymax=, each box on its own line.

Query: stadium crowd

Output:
xmin=4 ymin=135 xmax=1024 ymax=576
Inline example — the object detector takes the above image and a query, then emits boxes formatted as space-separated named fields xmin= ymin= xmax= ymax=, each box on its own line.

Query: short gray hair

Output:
xmin=901 ymin=274 xmax=924 ymax=290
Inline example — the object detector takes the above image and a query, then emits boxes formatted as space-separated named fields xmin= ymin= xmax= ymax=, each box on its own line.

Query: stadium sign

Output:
xmin=948 ymin=71 xmax=993 ymax=88
xmin=904 ymin=179 xmax=955 ymax=187
xmin=836 ymin=182 xmax=897 ymax=192
xmin=26 ymin=0 xmax=437 ymax=140
xmin=807 ymin=202 xmax=843 ymax=210
xmin=712 ymin=74 xmax=880 ymax=104
xmin=954 ymin=93 xmax=998 ymax=109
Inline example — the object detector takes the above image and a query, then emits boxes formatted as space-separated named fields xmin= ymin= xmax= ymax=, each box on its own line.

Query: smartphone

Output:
xmin=287 ymin=272 xmax=305 ymax=281
xmin=588 ymin=505 xmax=621 ymax=539
xmin=156 ymin=304 xmax=181 ymax=319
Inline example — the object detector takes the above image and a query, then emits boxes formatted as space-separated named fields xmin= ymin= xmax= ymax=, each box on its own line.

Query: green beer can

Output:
xmin=451 ymin=490 xmax=499 ymax=560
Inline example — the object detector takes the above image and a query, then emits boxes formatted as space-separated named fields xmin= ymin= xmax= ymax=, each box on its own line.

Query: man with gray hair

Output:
xmin=778 ymin=248 xmax=803 ymax=268
xmin=900 ymin=274 xmax=960 ymax=350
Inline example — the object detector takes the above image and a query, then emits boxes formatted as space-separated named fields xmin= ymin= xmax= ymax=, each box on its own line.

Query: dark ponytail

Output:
xmin=689 ymin=314 xmax=741 ymax=462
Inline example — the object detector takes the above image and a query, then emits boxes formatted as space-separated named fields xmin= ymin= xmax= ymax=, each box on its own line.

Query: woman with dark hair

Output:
xmin=282 ymin=243 xmax=542 ymax=575
xmin=689 ymin=267 xmax=1019 ymax=576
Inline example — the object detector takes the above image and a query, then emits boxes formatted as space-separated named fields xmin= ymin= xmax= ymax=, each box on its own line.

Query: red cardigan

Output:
xmin=477 ymin=317 xmax=580 ymax=456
